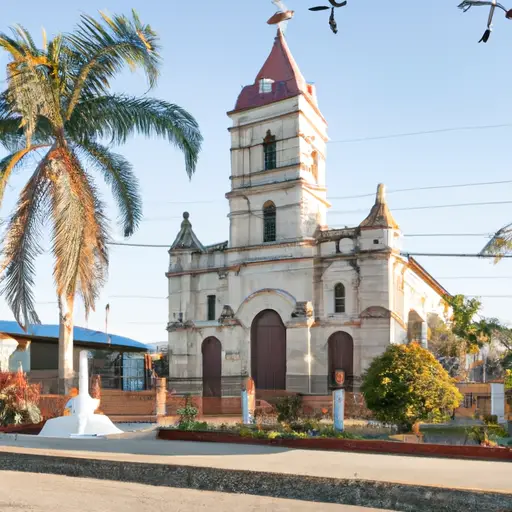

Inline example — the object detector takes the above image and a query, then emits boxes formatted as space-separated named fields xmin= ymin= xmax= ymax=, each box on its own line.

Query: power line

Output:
xmin=402 ymin=252 xmax=512 ymax=258
xmin=106 ymin=232 xmax=494 ymax=249
xmin=467 ymin=295 xmax=512 ymax=298
xmin=130 ymin=198 xmax=512 ymax=224
xmin=110 ymin=295 xmax=166 ymax=300
xmin=127 ymin=180 xmax=512 ymax=207
xmin=331 ymin=200 xmax=512 ymax=216
xmin=327 ymin=122 xmax=512 ymax=145
xmin=405 ymin=233 xmax=491 ymax=238
xmin=108 ymin=241 xmax=169 ymax=248
xmin=329 ymin=179 xmax=512 ymax=200
xmin=437 ymin=276 xmax=512 ymax=280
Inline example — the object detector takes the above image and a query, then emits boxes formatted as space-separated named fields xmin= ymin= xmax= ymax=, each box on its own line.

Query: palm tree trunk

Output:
xmin=58 ymin=294 xmax=75 ymax=394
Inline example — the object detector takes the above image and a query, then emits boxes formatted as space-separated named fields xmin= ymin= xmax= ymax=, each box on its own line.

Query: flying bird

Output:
xmin=309 ymin=1 xmax=348 ymax=35
xmin=458 ymin=0 xmax=512 ymax=43
xmin=267 ymin=0 xmax=295 ymax=33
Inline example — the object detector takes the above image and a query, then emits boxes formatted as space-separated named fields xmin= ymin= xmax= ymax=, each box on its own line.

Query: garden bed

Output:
xmin=157 ymin=427 xmax=512 ymax=461
xmin=0 ymin=422 xmax=45 ymax=435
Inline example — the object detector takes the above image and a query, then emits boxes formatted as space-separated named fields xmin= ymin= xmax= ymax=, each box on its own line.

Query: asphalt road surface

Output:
xmin=0 ymin=471 xmax=387 ymax=511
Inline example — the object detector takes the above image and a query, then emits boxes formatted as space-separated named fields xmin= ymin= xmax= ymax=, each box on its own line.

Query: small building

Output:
xmin=455 ymin=382 xmax=510 ymax=422
xmin=0 ymin=320 xmax=149 ymax=393
xmin=166 ymin=29 xmax=451 ymax=397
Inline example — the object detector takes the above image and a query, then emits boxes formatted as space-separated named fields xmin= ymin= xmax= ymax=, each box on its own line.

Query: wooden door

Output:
xmin=251 ymin=310 xmax=286 ymax=390
xmin=202 ymin=337 xmax=222 ymax=398
xmin=328 ymin=331 xmax=354 ymax=387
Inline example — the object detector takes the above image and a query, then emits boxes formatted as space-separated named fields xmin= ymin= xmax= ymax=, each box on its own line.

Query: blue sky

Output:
xmin=1 ymin=0 xmax=512 ymax=344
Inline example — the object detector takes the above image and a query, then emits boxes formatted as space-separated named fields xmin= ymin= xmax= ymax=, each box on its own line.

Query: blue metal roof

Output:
xmin=0 ymin=320 xmax=148 ymax=351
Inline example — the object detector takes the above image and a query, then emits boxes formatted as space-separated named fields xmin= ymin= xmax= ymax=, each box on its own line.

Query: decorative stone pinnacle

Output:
xmin=376 ymin=184 xmax=386 ymax=204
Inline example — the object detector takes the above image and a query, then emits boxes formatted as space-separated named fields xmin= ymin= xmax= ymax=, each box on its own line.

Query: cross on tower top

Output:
xmin=267 ymin=0 xmax=294 ymax=32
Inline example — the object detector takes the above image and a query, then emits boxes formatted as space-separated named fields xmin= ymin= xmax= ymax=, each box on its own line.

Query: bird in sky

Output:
xmin=309 ymin=0 xmax=348 ymax=35
xmin=458 ymin=0 xmax=512 ymax=42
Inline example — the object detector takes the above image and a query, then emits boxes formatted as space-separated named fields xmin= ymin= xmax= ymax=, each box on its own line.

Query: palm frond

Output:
xmin=0 ymin=145 xmax=49 ymax=207
xmin=75 ymin=141 xmax=141 ymax=237
xmin=11 ymin=25 xmax=40 ymax=54
xmin=68 ymin=95 xmax=202 ymax=177
xmin=481 ymin=223 xmax=512 ymax=262
xmin=0 ymin=33 xmax=26 ymax=60
xmin=0 ymin=153 xmax=52 ymax=329
xmin=49 ymin=147 xmax=108 ymax=315
xmin=4 ymin=49 xmax=60 ymax=146
xmin=64 ymin=10 xmax=161 ymax=119
xmin=74 ymin=193 xmax=109 ymax=316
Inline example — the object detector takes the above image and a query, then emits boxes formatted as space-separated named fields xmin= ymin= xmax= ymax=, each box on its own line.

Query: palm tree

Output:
xmin=0 ymin=11 xmax=202 ymax=391
xmin=481 ymin=224 xmax=512 ymax=261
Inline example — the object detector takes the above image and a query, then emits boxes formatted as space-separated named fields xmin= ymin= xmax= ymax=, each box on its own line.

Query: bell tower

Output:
xmin=226 ymin=29 xmax=330 ymax=248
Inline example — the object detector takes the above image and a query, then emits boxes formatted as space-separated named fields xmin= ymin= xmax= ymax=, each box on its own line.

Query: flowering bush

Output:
xmin=361 ymin=343 xmax=462 ymax=432
xmin=0 ymin=371 xmax=42 ymax=427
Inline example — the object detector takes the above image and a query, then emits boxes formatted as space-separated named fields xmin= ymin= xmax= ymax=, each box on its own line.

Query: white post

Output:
xmin=491 ymin=383 xmax=505 ymax=423
xmin=77 ymin=350 xmax=91 ymax=435
xmin=79 ymin=350 xmax=89 ymax=397
xmin=242 ymin=389 xmax=249 ymax=424
xmin=333 ymin=389 xmax=345 ymax=432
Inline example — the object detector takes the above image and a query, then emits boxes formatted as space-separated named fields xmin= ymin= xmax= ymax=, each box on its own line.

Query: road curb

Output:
xmin=0 ymin=450 xmax=510 ymax=511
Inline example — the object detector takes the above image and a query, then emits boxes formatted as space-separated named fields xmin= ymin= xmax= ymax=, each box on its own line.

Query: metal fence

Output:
xmin=27 ymin=375 xmax=148 ymax=395
xmin=167 ymin=375 xmax=361 ymax=397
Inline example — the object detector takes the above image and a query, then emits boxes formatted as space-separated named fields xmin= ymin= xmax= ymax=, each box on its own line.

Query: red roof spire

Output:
xmin=233 ymin=28 xmax=316 ymax=112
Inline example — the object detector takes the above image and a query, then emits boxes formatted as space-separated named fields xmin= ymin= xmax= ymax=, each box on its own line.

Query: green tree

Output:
xmin=446 ymin=294 xmax=496 ymax=352
xmin=427 ymin=315 xmax=466 ymax=379
xmin=361 ymin=343 xmax=462 ymax=431
xmin=0 ymin=11 xmax=202 ymax=390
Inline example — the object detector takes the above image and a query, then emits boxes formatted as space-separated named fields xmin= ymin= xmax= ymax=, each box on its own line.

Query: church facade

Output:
xmin=166 ymin=29 xmax=449 ymax=396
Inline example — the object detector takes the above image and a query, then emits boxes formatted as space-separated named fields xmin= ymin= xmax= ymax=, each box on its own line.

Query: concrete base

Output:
xmin=39 ymin=415 xmax=123 ymax=438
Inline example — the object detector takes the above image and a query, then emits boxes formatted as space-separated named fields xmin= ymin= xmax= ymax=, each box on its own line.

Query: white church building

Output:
xmin=166 ymin=29 xmax=449 ymax=396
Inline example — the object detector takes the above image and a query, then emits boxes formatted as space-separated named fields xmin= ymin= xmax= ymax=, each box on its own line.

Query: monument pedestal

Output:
xmin=38 ymin=350 xmax=123 ymax=438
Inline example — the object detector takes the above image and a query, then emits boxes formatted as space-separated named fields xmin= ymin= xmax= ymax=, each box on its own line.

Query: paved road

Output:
xmin=0 ymin=471 xmax=386 ymax=511
xmin=1 ymin=434 xmax=511 ymax=492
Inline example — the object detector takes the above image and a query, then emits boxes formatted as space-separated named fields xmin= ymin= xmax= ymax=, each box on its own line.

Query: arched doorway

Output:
xmin=251 ymin=309 xmax=286 ymax=390
xmin=327 ymin=331 xmax=354 ymax=389
xmin=202 ymin=337 xmax=222 ymax=398
xmin=407 ymin=310 xmax=423 ymax=343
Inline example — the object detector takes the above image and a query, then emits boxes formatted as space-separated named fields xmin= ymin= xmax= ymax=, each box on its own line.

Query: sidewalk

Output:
xmin=0 ymin=433 xmax=511 ymax=511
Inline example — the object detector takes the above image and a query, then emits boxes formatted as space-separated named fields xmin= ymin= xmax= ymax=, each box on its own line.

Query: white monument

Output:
xmin=38 ymin=350 xmax=123 ymax=438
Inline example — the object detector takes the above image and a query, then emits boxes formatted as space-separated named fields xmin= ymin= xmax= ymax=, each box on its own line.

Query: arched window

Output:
xmin=263 ymin=201 xmax=276 ymax=243
xmin=263 ymin=130 xmax=277 ymax=170
xmin=334 ymin=283 xmax=345 ymax=313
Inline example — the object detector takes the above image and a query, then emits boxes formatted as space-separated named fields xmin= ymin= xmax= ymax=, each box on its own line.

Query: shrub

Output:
xmin=0 ymin=371 xmax=42 ymax=427
xmin=482 ymin=414 xmax=499 ymax=425
xmin=276 ymin=395 xmax=302 ymax=423
xmin=318 ymin=425 xmax=363 ymax=440
xmin=361 ymin=343 xmax=462 ymax=432
xmin=176 ymin=395 xmax=199 ymax=430
xmin=466 ymin=424 xmax=507 ymax=446
xmin=290 ymin=418 xmax=321 ymax=433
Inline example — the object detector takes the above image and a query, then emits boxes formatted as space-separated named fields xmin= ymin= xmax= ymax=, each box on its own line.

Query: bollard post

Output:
xmin=156 ymin=378 xmax=167 ymax=417
xmin=333 ymin=388 xmax=345 ymax=432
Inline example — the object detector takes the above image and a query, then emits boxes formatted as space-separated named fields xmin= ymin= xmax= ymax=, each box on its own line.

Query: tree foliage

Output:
xmin=445 ymin=295 xmax=498 ymax=352
xmin=361 ymin=343 xmax=462 ymax=431
xmin=0 ymin=11 xmax=202 ymax=329
xmin=0 ymin=370 xmax=42 ymax=426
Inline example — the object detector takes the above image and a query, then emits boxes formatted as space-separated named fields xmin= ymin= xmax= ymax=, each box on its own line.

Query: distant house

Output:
xmin=0 ymin=321 xmax=149 ymax=393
